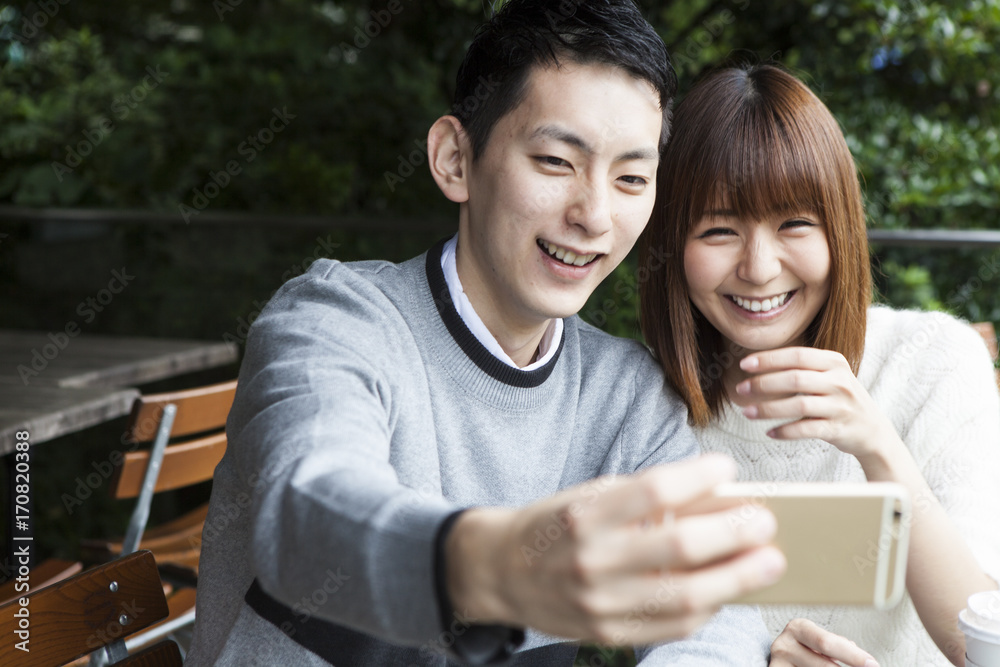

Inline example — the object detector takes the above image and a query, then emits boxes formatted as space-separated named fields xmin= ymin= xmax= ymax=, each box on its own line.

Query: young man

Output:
xmin=188 ymin=1 xmax=786 ymax=664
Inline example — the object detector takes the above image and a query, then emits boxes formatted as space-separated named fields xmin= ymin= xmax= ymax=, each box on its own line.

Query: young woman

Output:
xmin=639 ymin=63 xmax=1000 ymax=666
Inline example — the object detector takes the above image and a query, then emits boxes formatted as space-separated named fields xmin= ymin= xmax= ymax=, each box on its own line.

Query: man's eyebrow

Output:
xmin=531 ymin=125 xmax=658 ymax=162
xmin=616 ymin=147 xmax=659 ymax=162
xmin=531 ymin=125 xmax=594 ymax=155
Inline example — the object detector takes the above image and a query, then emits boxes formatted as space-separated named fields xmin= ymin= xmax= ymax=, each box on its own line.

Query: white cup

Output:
xmin=959 ymin=591 xmax=1000 ymax=667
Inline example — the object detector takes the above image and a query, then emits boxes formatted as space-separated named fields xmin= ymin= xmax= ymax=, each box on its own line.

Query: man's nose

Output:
xmin=566 ymin=180 xmax=613 ymax=236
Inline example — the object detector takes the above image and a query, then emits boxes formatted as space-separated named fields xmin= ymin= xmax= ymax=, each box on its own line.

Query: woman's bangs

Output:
xmin=706 ymin=111 xmax=826 ymax=222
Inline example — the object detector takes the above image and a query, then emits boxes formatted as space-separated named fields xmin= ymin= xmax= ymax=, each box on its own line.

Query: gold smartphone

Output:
xmin=684 ymin=482 xmax=911 ymax=609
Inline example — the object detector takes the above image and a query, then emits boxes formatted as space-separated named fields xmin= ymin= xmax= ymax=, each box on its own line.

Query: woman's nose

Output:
xmin=737 ymin=237 xmax=782 ymax=285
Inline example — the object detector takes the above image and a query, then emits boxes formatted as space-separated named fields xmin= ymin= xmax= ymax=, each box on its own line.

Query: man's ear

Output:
xmin=427 ymin=116 xmax=471 ymax=204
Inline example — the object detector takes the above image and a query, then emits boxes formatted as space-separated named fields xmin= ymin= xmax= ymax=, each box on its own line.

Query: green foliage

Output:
xmin=4 ymin=2 xmax=999 ymax=338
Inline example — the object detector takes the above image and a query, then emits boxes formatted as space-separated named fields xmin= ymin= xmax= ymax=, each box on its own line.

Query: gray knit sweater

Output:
xmin=187 ymin=240 xmax=770 ymax=666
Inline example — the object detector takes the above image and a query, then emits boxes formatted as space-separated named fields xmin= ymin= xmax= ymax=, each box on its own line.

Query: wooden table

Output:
xmin=0 ymin=331 xmax=238 ymax=455
xmin=0 ymin=380 xmax=139 ymax=457
xmin=0 ymin=330 xmax=238 ymax=389
xmin=0 ymin=331 xmax=239 ymax=566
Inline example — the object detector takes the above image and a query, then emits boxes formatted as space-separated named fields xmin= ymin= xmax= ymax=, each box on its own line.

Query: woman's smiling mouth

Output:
xmin=727 ymin=291 xmax=797 ymax=315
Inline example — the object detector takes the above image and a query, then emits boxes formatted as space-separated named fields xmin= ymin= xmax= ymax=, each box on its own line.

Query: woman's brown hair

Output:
xmin=639 ymin=64 xmax=871 ymax=426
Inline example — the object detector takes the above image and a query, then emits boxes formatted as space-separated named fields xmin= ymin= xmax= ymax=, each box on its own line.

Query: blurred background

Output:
xmin=1 ymin=2 xmax=998 ymax=663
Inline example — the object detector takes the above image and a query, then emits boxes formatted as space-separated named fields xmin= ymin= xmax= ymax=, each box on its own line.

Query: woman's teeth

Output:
xmin=731 ymin=292 xmax=789 ymax=313
xmin=539 ymin=240 xmax=597 ymax=267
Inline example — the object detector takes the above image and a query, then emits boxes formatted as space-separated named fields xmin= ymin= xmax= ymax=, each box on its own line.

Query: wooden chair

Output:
xmin=971 ymin=321 xmax=1000 ymax=387
xmin=78 ymin=379 xmax=236 ymax=654
xmin=0 ymin=550 xmax=181 ymax=666
xmin=82 ymin=379 xmax=237 ymax=578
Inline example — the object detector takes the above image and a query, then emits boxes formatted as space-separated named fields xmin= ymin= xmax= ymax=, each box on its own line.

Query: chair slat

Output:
xmin=126 ymin=380 xmax=237 ymax=443
xmin=82 ymin=505 xmax=208 ymax=559
xmin=111 ymin=432 xmax=227 ymax=499
xmin=0 ymin=551 xmax=169 ymax=667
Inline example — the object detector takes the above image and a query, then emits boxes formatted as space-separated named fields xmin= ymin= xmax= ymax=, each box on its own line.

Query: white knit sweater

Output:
xmin=696 ymin=306 xmax=1000 ymax=666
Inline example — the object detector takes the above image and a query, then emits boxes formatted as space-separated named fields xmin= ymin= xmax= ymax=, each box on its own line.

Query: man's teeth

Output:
xmin=732 ymin=293 xmax=789 ymax=312
xmin=539 ymin=240 xmax=597 ymax=267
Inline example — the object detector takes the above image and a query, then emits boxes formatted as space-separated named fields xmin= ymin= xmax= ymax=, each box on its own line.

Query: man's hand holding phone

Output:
xmin=445 ymin=454 xmax=788 ymax=645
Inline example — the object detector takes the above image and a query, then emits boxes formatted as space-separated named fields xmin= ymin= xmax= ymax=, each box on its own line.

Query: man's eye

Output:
xmin=536 ymin=156 xmax=570 ymax=168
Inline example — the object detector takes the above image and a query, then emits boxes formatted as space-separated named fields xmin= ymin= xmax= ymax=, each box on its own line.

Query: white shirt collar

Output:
xmin=441 ymin=235 xmax=562 ymax=371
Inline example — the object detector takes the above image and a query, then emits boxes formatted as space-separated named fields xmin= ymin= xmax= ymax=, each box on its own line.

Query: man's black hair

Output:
xmin=452 ymin=0 xmax=677 ymax=159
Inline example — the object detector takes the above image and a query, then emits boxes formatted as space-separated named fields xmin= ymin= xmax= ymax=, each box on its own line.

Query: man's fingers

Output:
xmin=586 ymin=505 xmax=778 ymax=576
xmin=668 ymin=545 xmax=786 ymax=610
xmin=576 ymin=454 xmax=737 ymax=529
xmin=592 ymin=545 xmax=786 ymax=645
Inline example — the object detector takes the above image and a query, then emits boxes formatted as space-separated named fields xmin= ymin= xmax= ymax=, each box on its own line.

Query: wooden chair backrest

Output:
xmin=0 ymin=551 xmax=170 ymax=667
xmin=125 ymin=379 xmax=237 ymax=443
xmin=110 ymin=380 xmax=236 ymax=500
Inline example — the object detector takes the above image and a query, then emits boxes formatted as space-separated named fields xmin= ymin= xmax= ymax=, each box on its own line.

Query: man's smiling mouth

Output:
xmin=538 ymin=239 xmax=600 ymax=267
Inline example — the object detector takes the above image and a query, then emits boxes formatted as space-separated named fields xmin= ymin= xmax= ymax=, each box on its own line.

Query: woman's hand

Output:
xmin=769 ymin=618 xmax=878 ymax=667
xmin=735 ymin=347 xmax=899 ymax=459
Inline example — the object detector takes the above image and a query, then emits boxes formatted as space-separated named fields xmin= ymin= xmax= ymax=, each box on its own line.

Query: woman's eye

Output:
xmin=781 ymin=218 xmax=816 ymax=230
xmin=698 ymin=227 xmax=736 ymax=238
